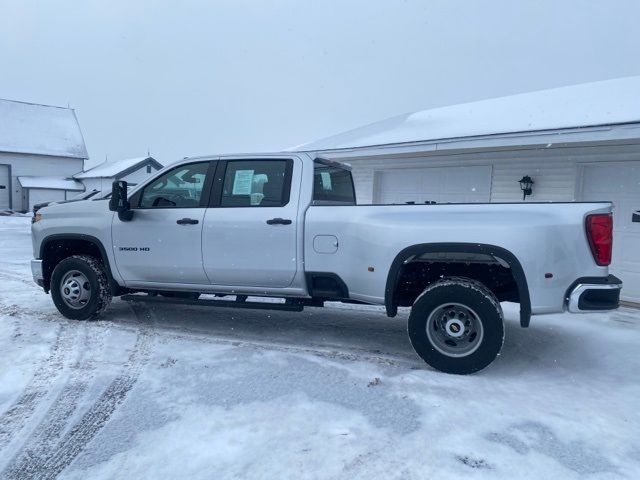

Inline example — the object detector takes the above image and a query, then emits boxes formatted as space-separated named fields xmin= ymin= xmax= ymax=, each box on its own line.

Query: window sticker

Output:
xmin=232 ymin=169 xmax=255 ymax=195
xmin=320 ymin=171 xmax=332 ymax=190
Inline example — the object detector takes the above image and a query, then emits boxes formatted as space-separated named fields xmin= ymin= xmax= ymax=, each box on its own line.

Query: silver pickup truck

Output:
xmin=30 ymin=153 xmax=622 ymax=374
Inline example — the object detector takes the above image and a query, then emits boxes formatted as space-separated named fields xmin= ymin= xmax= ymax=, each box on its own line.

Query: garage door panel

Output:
xmin=616 ymin=233 xmax=640 ymax=264
xmin=28 ymin=189 xmax=65 ymax=211
xmin=443 ymin=167 xmax=492 ymax=194
xmin=375 ymin=165 xmax=492 ymax=204
xmin=580 ymin=162 xmax=640 ymax=303
xmin=582 ymin=164 xmax=640 ymax=195
xmin=379 ymin=171 xmax=422 ymax=191
xmin=618 ymin=271 xmax=640 ymax=303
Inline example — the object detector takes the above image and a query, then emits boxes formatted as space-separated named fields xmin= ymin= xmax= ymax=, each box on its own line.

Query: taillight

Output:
xmin=585 ymin=214 xmax=613 ymax=266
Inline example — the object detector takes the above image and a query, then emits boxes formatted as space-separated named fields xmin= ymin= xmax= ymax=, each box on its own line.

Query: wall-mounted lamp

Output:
xmin=518 ymin=175 xmax=534 ymax=201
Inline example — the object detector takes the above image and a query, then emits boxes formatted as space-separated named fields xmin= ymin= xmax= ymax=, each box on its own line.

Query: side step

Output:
xmin=120 ymin=294 xmax=305 ymax=312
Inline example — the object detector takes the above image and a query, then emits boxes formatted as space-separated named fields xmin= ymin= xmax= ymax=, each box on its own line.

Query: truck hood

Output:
xmin=38 ymin=197 xmax=112 ymax=218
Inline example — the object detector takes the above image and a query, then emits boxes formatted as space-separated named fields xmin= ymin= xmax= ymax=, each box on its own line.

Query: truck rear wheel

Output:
xmin=408 ymin=277 xmax=504 ymax=374
xmin=51 ymin=255 xmax=112 ymax=320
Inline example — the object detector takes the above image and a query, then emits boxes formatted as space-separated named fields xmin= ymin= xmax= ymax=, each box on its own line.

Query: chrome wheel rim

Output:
xmin=60 ymin=270 xmax=91 ymax=309
xmin=426 ymin=303 xmax=484 ymax=357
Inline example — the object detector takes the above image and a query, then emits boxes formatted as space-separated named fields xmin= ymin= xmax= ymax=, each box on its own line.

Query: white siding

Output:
xmin=342 ymin=143 xmax=640 ymax=204
xmin=0 ymin=152 xmax=84 ymax=211
xmin=81 ymin=178 xmax=103 ymax=193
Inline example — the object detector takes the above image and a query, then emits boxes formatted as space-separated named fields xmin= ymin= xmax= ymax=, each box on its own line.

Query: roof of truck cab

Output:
xmin=290 ymin=75 xmax=640 ymax=152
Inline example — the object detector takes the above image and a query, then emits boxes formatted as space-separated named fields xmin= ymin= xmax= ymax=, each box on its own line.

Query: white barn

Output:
xmin=0 ymin=99 xmax=88 ymax=212
xmin=73 ymin=156 xmax=163 ymax=193
xmin=295 ymin=76 xmax=640 ymax=304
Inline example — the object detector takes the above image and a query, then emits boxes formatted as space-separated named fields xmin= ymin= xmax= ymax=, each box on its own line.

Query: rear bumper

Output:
xmin=566 ymin=275 xmax=622 ymax=313
xmin=31 ymin=259 xmax=44 ymax=288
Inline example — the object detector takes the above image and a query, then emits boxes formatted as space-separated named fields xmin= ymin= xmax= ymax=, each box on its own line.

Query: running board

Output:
xmin=121 ymin=294 xmax=305 ymax=312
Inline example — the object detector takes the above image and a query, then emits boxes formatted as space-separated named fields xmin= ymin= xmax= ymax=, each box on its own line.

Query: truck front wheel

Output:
xmin=51 ymin=255 xmax=112 ymax=320
xmin=408 ymin=277 xmax=504 ymax=374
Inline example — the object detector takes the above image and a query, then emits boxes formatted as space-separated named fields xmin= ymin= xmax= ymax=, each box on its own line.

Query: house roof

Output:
xmin=0 ymin=99 xmax=88 ymax=159
xmin=18 ymin=176 xmax=85 ymax=191
xmin=292 ymin=76 xmax=640 ymax=152
xmin=74 ymin=156 xmax=162 ymax=179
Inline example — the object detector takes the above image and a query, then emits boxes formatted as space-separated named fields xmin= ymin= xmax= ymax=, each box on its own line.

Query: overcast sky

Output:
xmin=1 ymin=0 xmax=639 ymax=168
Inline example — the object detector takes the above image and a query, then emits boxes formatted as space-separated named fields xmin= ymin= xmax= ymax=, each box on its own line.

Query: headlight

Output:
xmin=32 ymin=214 xmax=42 ymax=224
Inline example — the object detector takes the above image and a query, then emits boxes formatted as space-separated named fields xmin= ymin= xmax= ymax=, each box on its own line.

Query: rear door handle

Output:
xmin=176 ymin=218 xmax=199 ymax=225
xmin=266 ymin=218 xmax=292 ymax=225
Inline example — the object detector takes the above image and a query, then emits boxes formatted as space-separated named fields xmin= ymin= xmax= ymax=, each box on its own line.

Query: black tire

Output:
xmin=408 ymin=277 xmax=504 ymax=375
xmin=159 ymin=291 xmax=200 ymax=300
xmin=51 ymin=255 xmax=112 ymax=320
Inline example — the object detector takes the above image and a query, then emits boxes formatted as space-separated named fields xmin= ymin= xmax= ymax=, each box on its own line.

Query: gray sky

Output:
xmin=1 ymin=0 xmax=639 ymax=168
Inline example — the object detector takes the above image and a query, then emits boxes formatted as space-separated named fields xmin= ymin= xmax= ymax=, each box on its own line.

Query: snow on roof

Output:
xmin=0 ymin=99 xmax=88 ymax=159
xmin=74 ymin=156 xmax=162 ymax=179
xmin=18 ymin=176 xmax=85 ymax=191
xmin=293 ymin=76 xmax=640 ymax=151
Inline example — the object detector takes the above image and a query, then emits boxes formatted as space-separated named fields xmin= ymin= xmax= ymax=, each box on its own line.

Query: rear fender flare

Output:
xmin=384 ymin=242 xmax=532 ymax=327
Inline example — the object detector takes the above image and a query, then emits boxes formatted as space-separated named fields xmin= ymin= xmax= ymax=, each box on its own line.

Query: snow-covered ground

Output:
xmin=0 ymin=216 xmax=639 ymax=479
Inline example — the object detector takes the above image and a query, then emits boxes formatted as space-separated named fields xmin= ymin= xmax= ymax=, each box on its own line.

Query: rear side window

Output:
xmin=221 ymin=160 xmax=291 ymax=207
xmin=313 ymin=163 xmax=356 ymax=205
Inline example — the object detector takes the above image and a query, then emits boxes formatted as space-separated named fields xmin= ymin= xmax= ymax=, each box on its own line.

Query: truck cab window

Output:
xmin=139 ymin=161 xmax=209 ymax=208
xmin=221 ymin=160 xmax=291 ymax=207
xmin=313 ymin=163 xmax=356 ymax=205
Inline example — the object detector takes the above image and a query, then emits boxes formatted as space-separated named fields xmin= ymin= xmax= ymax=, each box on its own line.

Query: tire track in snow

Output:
xmin=113 ymin=310 xmax=416 ymax=368
xmin=2 ymin=323 xmax=109 ymax=479
xmin=0 ymin=271 xmax=36 ymax=287
xmin=21 ymin=303 xmax=155 ymax=479
xmin=0 ymin=323 xmax=76 ymax=451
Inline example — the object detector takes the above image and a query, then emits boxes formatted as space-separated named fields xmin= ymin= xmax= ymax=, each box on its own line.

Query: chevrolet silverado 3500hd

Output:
xmin=30 ymin=153 xmax=622 ymax=374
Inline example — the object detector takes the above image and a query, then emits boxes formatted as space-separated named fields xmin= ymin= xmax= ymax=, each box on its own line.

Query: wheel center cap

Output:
xmin=445 ymin=319 xmax=465 ymax=338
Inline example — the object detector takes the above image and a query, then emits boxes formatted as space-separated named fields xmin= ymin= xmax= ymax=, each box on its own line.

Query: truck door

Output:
xmin=112 ymin=161 xmax=214 ymax=285
xmin=202 ymin=157 xmax=300 ymax=287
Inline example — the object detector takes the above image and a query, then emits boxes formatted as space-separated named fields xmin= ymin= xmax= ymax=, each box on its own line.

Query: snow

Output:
xmin=293 ymin=75 xmax=640 ymax=151
xmin=0 ymin=216 xmax=639 ymax=479
xmin=17 ymin=177 xmax=84 ymax=191
xmin=73 ymin=157 xmax=159 ymax=179
xmin=0 ymin=99 xmax=88 ymax=159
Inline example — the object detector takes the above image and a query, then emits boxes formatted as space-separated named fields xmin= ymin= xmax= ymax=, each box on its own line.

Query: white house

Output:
xmin=294 ymin=76 xmax=640 ymax=305
xmin=0 ymin=99 xmax=88 ymax=212
xmin=73 ymin=156 xmax=163 ymax=193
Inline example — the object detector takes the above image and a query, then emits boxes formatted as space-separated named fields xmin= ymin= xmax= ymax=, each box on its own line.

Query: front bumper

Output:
xmin=567 ymin=275 xmax=622 ymax=313
xmin=31 ymin=259 xmax=44 ymax=288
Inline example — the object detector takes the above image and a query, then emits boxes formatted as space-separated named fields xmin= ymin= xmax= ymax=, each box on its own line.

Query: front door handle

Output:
xmin=266 ymin=218 xmax=292 ymax=225
xmin=177 ymin=218 xmax=199 ymax=225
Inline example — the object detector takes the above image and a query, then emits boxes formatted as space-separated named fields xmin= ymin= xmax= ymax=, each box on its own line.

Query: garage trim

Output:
xmin=0 ymin=163 xmax=13 ymax=210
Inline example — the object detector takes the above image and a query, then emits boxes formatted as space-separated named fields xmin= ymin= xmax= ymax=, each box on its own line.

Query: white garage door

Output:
xmin=27 ymin=189 xmax=66 ymax=211
xmin=375 ymin=165 xmax=492 ymax=204
xmin=580 ymin=162 xmax=640 ymax=304
xmin=0 ymin=165 xmax=9 ymax=211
